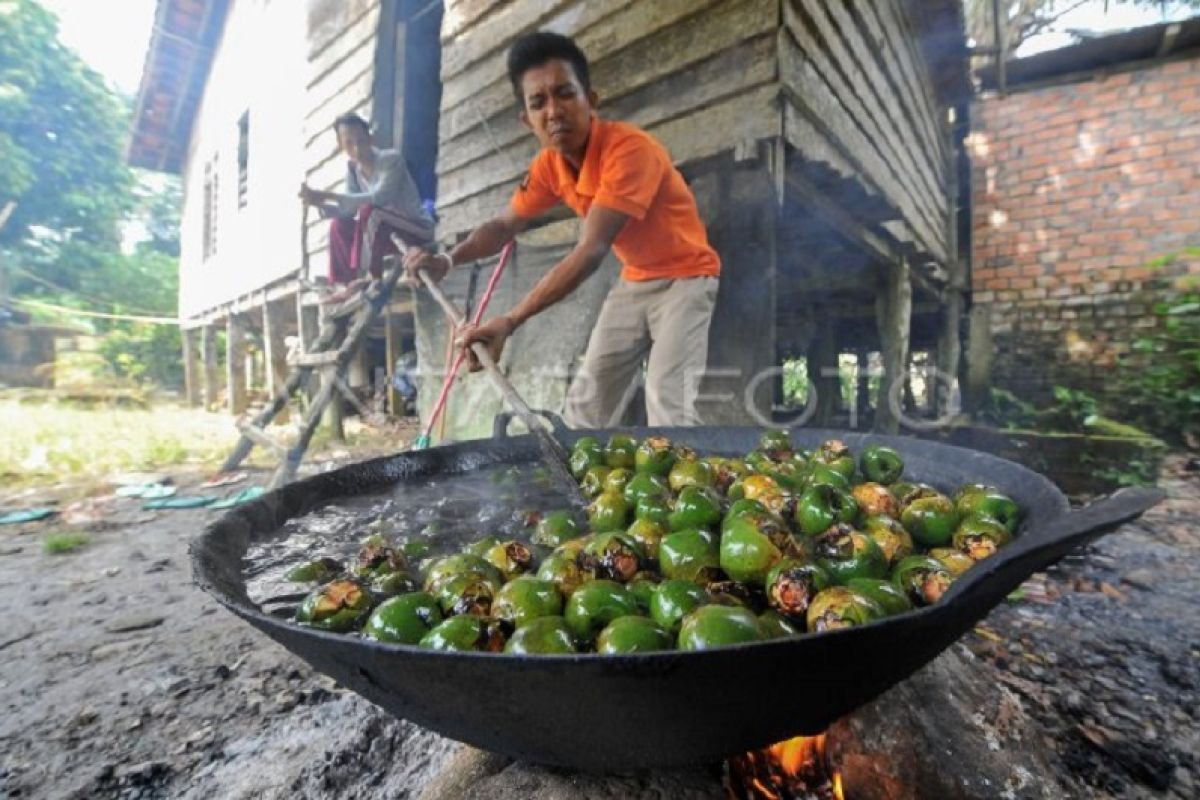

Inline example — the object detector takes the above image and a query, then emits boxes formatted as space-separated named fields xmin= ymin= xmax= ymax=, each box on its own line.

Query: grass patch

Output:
xmin=0 ymin=394 xmax=402 ymax=493
xmin=0 ymin=399 xmax=251 ymax=489
xmin=43 ymin=532 xmax=91 ymax=555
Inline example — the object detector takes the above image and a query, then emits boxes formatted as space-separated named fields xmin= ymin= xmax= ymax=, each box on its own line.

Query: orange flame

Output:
xmin=770 ymin=734 xmax=826 ymax=778
xmin=726 ymin=734 xmax=845 ymax=800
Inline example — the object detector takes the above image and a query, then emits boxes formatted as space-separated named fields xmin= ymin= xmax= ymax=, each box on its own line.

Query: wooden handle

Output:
xmin=416 ymin=269 xmax=570 ymax=463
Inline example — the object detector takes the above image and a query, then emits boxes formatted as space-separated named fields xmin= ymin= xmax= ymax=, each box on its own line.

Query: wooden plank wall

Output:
xmin=435 ymin=0 xmax=783 ymax=238
xmin=779 ymin=0 xmax=953 ymax=268
xmin=303 ymin=0 xmax=382 ymax=265
xmin=289 ymin=0 xmax=956 ymax=279
xmin=435 ymin=0 xmax=956 ymax=278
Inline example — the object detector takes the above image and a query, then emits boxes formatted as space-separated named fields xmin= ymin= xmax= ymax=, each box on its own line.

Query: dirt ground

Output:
xmin=0 ymin=451 xmax=1196 ymax=800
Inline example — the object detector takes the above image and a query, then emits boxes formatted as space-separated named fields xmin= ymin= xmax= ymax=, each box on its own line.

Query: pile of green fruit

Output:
xmin=285 ymin=431 xmax=1020 ymax=654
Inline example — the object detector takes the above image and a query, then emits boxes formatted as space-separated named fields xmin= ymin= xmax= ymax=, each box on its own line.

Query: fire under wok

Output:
xmin=191 ymin=422 xmax=1163 ymax=770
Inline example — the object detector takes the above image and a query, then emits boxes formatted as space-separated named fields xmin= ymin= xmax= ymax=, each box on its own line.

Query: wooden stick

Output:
xmin=416 ymin=269 xmax=581 ymax=502
xmin=437 ymin=317 xmax=454 ymax=442
xmin=417 ymin=272 xmax=567 ymax=454
xmin=236 ymin=421 xmax=288 ymax=457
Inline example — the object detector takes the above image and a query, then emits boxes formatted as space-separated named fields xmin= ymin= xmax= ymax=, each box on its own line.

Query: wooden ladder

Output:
xmin=220 ymin=258 xmax=405 ymax=489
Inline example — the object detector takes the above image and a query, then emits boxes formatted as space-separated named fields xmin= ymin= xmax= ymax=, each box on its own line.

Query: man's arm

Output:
xmin=402 ymin=207 xmax=531 ymax=282
xmin=456 ymin=204 xmax=630 ymax=371
xmin=505 ymin=205 xmax=628 ymax=329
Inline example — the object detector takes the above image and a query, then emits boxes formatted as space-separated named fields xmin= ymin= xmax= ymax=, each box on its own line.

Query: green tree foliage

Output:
xmin=134 ymin=177 xmax=182 ymax=258
xmin=1 ymin=1 xmax=183 ymax=389
xmin=0 ymin=0 xmax=133 ymax=248
xmin=1116 ymin=251 xmax=1200 ymax=447
xmin=86 ymin=239 xmax=182 ymax=389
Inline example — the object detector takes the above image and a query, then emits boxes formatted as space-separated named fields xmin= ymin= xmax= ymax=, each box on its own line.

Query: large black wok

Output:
xmin=191 ymin=421 xmax=1162 ymax=770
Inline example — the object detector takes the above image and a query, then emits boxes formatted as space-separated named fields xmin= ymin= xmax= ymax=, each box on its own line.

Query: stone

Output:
xmin=70 ymin=707 xmax=100 ymax=728
xmin=104 ymin=613 xmax=164 ymax=634
xmin=1121 ymin=569 xmax=1155 ymax=590
xmin=827 ymin=645 xmax=1068 ymax=799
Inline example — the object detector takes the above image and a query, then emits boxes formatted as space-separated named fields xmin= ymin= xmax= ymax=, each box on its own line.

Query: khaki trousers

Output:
xmin=564 ymin=276 xmax=718 ymax=428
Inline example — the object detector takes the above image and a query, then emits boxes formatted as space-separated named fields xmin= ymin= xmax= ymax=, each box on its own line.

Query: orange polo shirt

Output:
xmin=510 ymin=117 xmax=721 ymax=282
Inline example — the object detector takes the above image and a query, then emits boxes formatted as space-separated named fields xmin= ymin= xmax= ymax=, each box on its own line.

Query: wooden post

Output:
xmin=875 ymin=260 xmax=913 ymax=434
xmin=263 ymin=299 xmax=290 ymax=422
xmin=348 ymin=344 xmax=369 ymax=389
xmin=385 ymin=308 xmax=400 ymax=416
xmin=964 ymin=305 xmax=993 ymax=415
xmin=244 ymin=346 xmax=257 ymax=399
xmin=937 ymin=288 xmax=965 ymax=421
xmin=302 ymin=305 xmax=321 ymax=404
xmin=807 ymin=312 xmax=840 ymax=428
xmin=201 ymin=324 xmax=219 ymax=410
xmin=226 ymin=314 xmax=248 ymax=415
xmin=297 ymin=294 xmax=320 ymax=403
xmin=312 ymin=303 xmax=344 ymax=440
xmin=903 ymin=362 xmax=919 ymax=416
xmin=855 ymin=349 xmax=871 ymax=428
xmin=182 ymin=328 xmax=201 ymax=407
xmin=323 ymin=364 xmax=345 ymax=442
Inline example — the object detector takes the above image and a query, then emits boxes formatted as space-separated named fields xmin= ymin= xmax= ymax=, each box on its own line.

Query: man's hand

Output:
xmin=456 ymin=315 xmax=516 ymax=372
xmin=298 ymin=184 xmax=320 ymax=205
xmin=403 ymin=248 xmax=452 ymax=284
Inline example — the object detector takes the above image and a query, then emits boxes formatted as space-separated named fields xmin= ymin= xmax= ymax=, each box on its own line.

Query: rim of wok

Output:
xmin=191 ymin=426 xmax=1073 ymax=662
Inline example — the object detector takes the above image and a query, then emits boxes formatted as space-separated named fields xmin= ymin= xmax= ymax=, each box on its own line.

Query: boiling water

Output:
xmin=242 ymin=461 xmax=577 ymax=611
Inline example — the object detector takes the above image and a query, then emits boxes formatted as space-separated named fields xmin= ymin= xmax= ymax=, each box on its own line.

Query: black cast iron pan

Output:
xmin=191 ymin=420 xmax=1163 ymax=770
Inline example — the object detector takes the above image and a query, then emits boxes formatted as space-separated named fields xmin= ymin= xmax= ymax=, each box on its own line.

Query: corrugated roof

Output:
xmin=979 ymin=16 xmax=1200 ymax=91
xmin=126 ymin=0 xmax=232 ymax=173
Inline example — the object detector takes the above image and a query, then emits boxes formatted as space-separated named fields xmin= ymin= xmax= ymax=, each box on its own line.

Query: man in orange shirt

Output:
xmin=404 ymin=31 xmax=720 ymax=426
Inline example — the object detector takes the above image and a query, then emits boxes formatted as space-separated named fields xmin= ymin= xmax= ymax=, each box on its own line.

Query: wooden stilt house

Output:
xmin=129 ymin=0 xmax=968 ymax=440
xmin=426 ymin=0 xmax=969 ymax=436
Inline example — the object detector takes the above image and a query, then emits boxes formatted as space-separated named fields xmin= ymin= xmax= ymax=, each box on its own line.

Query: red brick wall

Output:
xmin=970 ymin=57 xmax=1200 ymax=407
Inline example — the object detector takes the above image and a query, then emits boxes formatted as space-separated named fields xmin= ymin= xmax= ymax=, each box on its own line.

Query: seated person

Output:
xmin=299 ymin=113 xmax=434 ymax=300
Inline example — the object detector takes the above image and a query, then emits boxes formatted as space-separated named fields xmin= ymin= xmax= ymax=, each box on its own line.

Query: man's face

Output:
xmin=337 ymin=124 xmax=372 ymax=165
xmin=518 ymin=59 xmax=597 ymax=163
